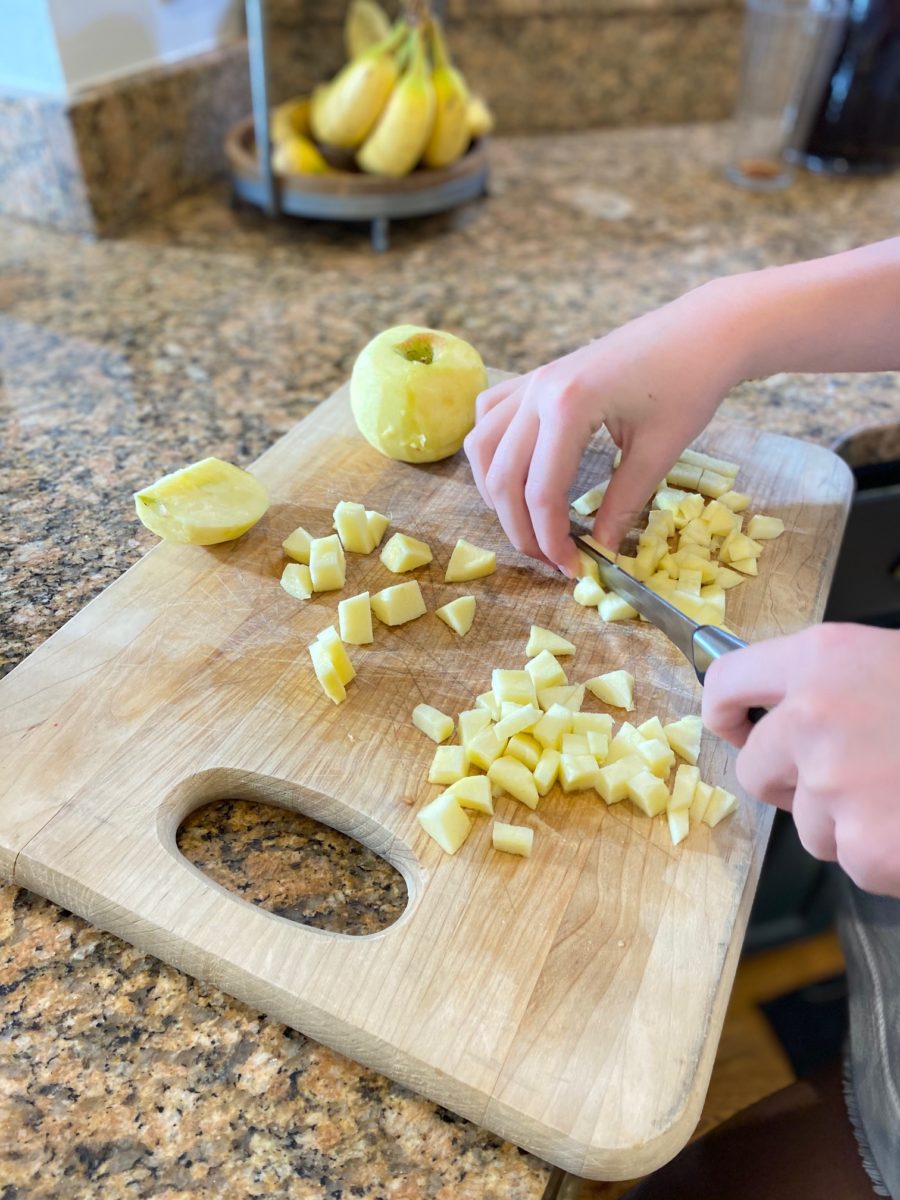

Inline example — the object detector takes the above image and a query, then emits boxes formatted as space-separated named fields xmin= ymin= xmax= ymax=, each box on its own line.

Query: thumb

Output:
xmin=592 ymin=446 xmax=672 ymax=551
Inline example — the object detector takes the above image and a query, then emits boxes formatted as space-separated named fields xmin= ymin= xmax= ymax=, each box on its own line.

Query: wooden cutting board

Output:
xmin=0 ymin=375 xmax=852 ymax=1180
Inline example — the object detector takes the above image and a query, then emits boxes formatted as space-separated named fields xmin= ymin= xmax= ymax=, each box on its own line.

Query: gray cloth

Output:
xmin=838 ymin=874 xmax=900 ymax=1198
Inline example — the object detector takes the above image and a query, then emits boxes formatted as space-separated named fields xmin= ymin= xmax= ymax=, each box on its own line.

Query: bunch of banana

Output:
xmin=268 ymin=1 xmax=496 ymax=181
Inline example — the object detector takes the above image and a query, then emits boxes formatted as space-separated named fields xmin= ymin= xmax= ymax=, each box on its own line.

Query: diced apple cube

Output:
xmin=571 ymin=482 xmax=608 ymax=515
xmin=281 ymin=563 xmax=313 ymax=600
xmin=537 ymin=684 xmax=584 ymax=712
xmin=533 ymin=703 xmax=574 ymax=750
xmin=637 ymin=716 xmax=666 ymax=741
xmin=283 ymin=524 xmax=313 ymax=564
xmin=492 ymin=821 xmax=533 ymax=857
xmin=689 ymin=779 xmax=714 ymax=823
xmin=718 ymin=490 xmax=751 ymax=512
xmin=606 ymin=722 xmax=642 ymax=763
xmin=572 ymin=712 xmax=614 ymax=736
xmin=309 ymin=640 xmax=346 ymax=705
xmin=506 ymin=732 xmax=541 ymax=771
xmin=494 ymin=704 xmax=542 ymax=741
xmin=428 ymin=745 xmax=468 ymax=785
xmin=488 ymin=755 xmax=540 ymax=809
xmin=668 ymin=807 xmax=690 ymax=846
xmin=617 ymin=553 xmax=639 ymax=578
xmin=585 ymin=670 xmax=635 ymax=711
xmin=648 ymin=572 xmax=676 ymax=597
xmin=418 ymin=791 xmax=472 ymax=855
xmin=747 ymin=514 xmax=785 ymax=540
xmin=671 ymin=591 xmax=708 ymax=621
xmin=467 ymin=728 xmax=507 ymax=771
xmin=559 ymin=753 xmax=601 ymax=792
xmin=366 ymin=509 xmax=390 ymax=547
xmin=525 ymin=649 xmax=568 ymax=691
xmin=702 ymin=500 xmax=741 ymax=536
xmin=435 ymin=594 xmax=476 ymax=636
xmin=586 ymin=731 xmax=609 ymax=761
xmin=654 ymin=486 xmax=688 ymax=514
xmin=716 ymin=566 xmax=746 ymax=589
xmin=475 ymin=690 xmax=500 ymax=720
xmin=412 ymin=703 xmax=454 ymax=744
xmin=634 ymin=545 xmax=663 ymax=579
xmin=333 ymin=500 xmax=375 ymax=554
xmin=561 ymin=733 xmax=590 ymax=755
xmin=674 ymin=494 xmax=706 ymax=527
xmin=573 ymin=576 xmax=606 ymax=607
xmin=721 ymin=531 xmax=763 ymax=563
xmin=576 ymin=550 xmax=601 ymax=583
xmin=679 ymin=519 xmax=712 ymax=547
xmin=309 ymin=534 xmax=346 ymax=591
xmin=380 ymin=531 xmax=433 ymax=573
xmin=703 ymin=786 xmax=738 ymax=827
xmin=533 ymin=748 xmax=561 ymax=795
xmin=670 ymin=764 xmax=700 ymax=812
xmin=445 ymin=538 xmax=496 ymax=582
xmin=697 ymin=469 xmax=733 ymax=499
xmin=315 ymin=626 xmax=356 ymax=684
xmin=492 ymin=668 xmax=537 ymax=707
xmin=731 ymin=557 xmax=759 ymax=576
xmin=444 ymin=775 xmax=493 ymax=815
xmin=525 ymin=625 xmax=576 ymax=657
xmin=636 ymin=736 xmax=676 ymax=778
xmin=627 ymin=769 xmax=669 ymax=817
xmin=680 ymin=448 xmax=739 ymax=478
xmin=371 ymin=580 xmax=426 ymax=626
xmin=647 ymin=509 xmax=676 ymax=538
xmin=596 ymin=754 xmax=645 ymax=804
xmin=338 ymin=591 xmax=373 ymax=644
xmin=458 ymin=708 xmax=492 ymax=746
xmin=677 ymin=569 xmax=703 ymax=597
xmin=699 ymin=584 xmax=727 ymax=619
xmin=598 ymin=593 xmax=638 ymax=622
xmin=666 ymin=462 xmax=703 ymax=490
xmin=664 ymin=714 xmax=703 ymax=764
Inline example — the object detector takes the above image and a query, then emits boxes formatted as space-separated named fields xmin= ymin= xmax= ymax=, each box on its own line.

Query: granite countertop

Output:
xmin=1 ymin=123 xmax=899 ymax=1199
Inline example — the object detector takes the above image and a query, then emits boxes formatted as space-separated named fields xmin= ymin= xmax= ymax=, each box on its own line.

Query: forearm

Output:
xmin=698 ymin=238 xmax=900 ymax=382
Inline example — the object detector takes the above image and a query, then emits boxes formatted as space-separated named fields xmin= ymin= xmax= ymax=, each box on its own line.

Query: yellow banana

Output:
xmin=311 ymin=23 xmax=406 ymax=150
xmin=272 ymin=135 xmax=331 ymax=176
xmin=344 ymin=0 xmax=391 ymax=60
xmin=423 ymin=20 xmax=470 ymax=169
xmin=357 ymin=28 xmax=436 ymax=177
xmin=270 ymin=96 xmax=311 ymax=144
xmin=467 ymin=94 xmax=495 ymax=139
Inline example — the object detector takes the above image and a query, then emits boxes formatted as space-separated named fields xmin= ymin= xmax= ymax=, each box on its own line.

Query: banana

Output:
xmin=270 ymin=97 xmax=311 ymax=144
xmin=311 ymin=23 xmax=406 ymax=150
xmin=357 ymin=28 xmax=436 ymax=177
xmin=422 ymin=20 xmax=471 ymax=169
xmin=467 ymin=94 xmax=495 ymax=139
xmin=345 ymin=0 xmax=391 ymax=61
xmin=272 ymin=135 xmax=331 ymax=176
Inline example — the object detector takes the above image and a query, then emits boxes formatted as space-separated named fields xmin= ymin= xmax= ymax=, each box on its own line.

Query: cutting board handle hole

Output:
xmin=175 ymin=797 xmax=410 ymax=936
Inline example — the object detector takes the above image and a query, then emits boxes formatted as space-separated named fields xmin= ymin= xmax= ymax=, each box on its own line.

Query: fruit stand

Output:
xmin=230 ymin=0 xmax=490 ymax=251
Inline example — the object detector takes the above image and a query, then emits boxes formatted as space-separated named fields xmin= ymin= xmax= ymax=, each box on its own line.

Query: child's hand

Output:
xmin=464 ymin=283 xmax=743 ymax=575
xmin=703 ymin=624 xmax=900 ymax=898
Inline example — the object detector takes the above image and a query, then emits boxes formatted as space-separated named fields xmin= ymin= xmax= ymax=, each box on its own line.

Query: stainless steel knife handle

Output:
xmin=692 ymin=626 xmax=765 ymax=725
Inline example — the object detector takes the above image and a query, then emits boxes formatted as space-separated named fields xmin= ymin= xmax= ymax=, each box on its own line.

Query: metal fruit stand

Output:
xmin=230 ymin=0 xmax=489 ymax=251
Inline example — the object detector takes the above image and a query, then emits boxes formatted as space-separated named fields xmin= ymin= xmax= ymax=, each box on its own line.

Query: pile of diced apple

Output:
xmin=414 ymin=624 xmax=737 ymax=860
xmin=571 ymin=448 xmax=785 ymax=627
xmin=278 ymin=500 xmax=497 ymax=704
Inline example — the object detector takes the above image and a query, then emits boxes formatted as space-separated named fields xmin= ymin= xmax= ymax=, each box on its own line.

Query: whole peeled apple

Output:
xmin=350 ymin=325 xmax=488 ymax=464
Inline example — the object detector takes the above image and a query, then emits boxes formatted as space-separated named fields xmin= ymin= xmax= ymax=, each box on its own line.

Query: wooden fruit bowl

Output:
xmin=225 ymin=115 xmax=489 ymax=248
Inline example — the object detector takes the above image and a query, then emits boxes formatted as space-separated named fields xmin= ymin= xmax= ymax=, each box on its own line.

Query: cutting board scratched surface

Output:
xmin=0 ymin=376 xmax=852 ymax=1180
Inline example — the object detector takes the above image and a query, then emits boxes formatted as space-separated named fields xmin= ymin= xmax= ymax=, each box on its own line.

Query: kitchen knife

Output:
xmin=572 ymin=526 xmax=765 ymax=722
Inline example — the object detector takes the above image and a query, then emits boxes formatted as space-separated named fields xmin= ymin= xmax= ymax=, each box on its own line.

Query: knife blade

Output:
xmin=571 ymin=526 xmax=764 ymax=722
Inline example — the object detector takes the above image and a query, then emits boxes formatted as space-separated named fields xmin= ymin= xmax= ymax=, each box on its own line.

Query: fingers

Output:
xmin=791 ymin=784 xmax=837 ymax=862
xmin=475 ymin=373 xmax=527 ymax=422
xmin=525 ymin=399 xmax=594 ymax=575
xmin=464 ymin=389 xmax=522 ymax=509
xmin=733 ymin=710 xmax=798 ymax=810
xmin=592 ymin=444 xmax=675 ymax=552
xmin=702 ymin=638 xmax=797 ymax=748
xmin=484 ymin=402 xmax=552 ymax=565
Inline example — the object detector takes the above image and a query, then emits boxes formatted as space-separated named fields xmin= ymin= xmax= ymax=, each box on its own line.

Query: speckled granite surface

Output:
xmin=1 ymin=123 xmax=899 ymax=1198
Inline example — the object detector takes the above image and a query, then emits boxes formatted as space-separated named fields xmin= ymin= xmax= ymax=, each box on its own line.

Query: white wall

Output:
xmin=0 ymin=0 xmax=244 ymax=97
xmin=0 ymin=0 xmax=66 ymax=95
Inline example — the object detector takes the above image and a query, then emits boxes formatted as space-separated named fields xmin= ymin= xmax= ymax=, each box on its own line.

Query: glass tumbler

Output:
xmin=726 ymin=0 xmax=849 ymax=191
